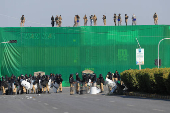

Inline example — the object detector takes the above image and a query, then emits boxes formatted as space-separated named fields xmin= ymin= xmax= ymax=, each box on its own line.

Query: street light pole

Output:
xmin=158 ymin=38 xmax=170 ymax=68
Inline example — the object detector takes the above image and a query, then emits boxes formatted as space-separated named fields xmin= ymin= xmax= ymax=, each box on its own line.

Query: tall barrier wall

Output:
xmin=0 ymin=25 xmax=170 ymax=86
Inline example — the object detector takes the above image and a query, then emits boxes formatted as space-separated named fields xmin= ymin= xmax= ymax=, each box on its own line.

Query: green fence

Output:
xmin=0 ymin=25 xmax=170 ymax=86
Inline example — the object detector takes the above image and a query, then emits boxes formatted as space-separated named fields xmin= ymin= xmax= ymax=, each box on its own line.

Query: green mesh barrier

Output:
xmin=0 ymin=25 xmax=170 ymax=86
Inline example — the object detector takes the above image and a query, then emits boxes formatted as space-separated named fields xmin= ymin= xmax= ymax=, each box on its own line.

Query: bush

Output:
xmin=121 ymin=68 xmax=170 ymax=94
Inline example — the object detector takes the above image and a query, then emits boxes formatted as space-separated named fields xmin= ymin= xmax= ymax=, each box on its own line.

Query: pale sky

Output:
xmin=0 ymin=0 xmax=169 ymax=27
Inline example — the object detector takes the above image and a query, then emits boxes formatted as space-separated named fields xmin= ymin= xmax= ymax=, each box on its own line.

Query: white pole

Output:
xmin=139 ymin=64 xmax=141 ymax=70
xmin=158 ymin=38 xmax=170 ymax=68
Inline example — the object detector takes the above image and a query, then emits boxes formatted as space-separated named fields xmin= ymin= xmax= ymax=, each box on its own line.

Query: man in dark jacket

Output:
xmin=91 ymin=73 xmax=97 ymax=87
xmin=51 ymin=15 xmax=55 ymax=27
xmin=69 ymin=74 xmax=74 ymax=95
xmin=76 ymin=73 xmax=81 ymax=94
xmin=114 ymin=70 xmax=120 ymax=82
xmin=57 ymin=74 xmax=63 ymax=92
xmin=99 ymin=74 xmax=104 ymax=93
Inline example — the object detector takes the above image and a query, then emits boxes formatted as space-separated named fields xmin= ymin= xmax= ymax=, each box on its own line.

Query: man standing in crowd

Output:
xmin=125 ymin=14 xmax=128 ymax=26
xmin=83 ymin=14 xmax=88 ymax=26
xmin=132 ymin=14 xmax=136 ymax=25
xmin=76 ymin=73 xmax=81 ymax=94
xmin=118 ymin=14 xmax=122 ymax=26
xmin=114 ymin=70 xmax=120 ymax=82
xmin=102 ymin=15 xmax=106 ymax=26
xmin=153 ymin=12 xmax=158 ymax=25
xmin=69 ymin=74 xmax=74 ymax=95
xmin=99 ymin=74 xmax=104 ymax=93
xmin=93 ymin=15 xmax=97 ymax=26
xmin=57 ymin=74 xmax=63 ymax=92
xmin=51 ymin=15 xmax=54 ymax=27
xmin=20 ymin=15 xmax=25 ymax=27
xmin=113 ymin=14 xmax=117 ymax=26
xmin=55 ymin=15 xmax=59 ymax=27
xmin=59 ymin=15 xmax=62 ymax=27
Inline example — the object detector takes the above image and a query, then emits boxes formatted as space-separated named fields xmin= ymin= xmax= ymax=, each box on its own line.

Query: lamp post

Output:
xmin=158 ymin=38 xmax=170 ymax=68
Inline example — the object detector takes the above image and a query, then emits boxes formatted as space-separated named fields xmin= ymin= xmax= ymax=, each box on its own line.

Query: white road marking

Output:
xmin=44 ymin=103 xmax=49 ymax=105
xmin=127 ymin=104 xmax=134 ymax=107
xmin=52 ymin=107 xmax=58 ymax=109
xmin=109 ymin=101 xmax=115 ymax=102
xmin=153 ymin=109 xmax=165 ymax=112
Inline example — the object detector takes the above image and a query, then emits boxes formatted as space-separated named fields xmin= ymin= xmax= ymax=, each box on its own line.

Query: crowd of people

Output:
xmin=0 ymin=73 xmax=63 ymax=95
xmin=69 ymin=70 xmax=122 ymax=95
xmin=20 ymin=13 xmax=158 ymax=27
xmin=0 ymin=70 xmax=122 ymax=95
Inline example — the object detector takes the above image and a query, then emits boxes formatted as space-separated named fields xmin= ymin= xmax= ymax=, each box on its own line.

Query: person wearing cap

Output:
xmin=83 ymin=14 xmax=88 ymax=26
xmin=132 ymin=14 xmax=136 ymax=25
xmin=59 ymin=15 xmax=62 ymax=27
xmin=93 ymin=15 xmax=97 ymax=26
xmin=76 ymin=73 xmax=81 ymax=94
xmin=107 ymin=72 xmax=113 ymax=92
xmin=82 ymin=73 xmax=88 ymax=92
xmin=91 ymin=73 xmax=97 ymax=87
xmin=1 ymin=76 xmax=7 ymax=95
xmin=55 ymin=15 xmax=59 ymax=27
xmin=113 ymin=14 xmax=117 ymax=26
xmin=20 ymin=15 xmax=25 ymax=27
xmin=153 ymin=12 xmax=158 ymax=25
xmin=102 ymin=15 xmax=106 ymax=26
xmin=45 ymin=75 xmax=50 ymax=94
xmin=11 ymin=75 xmax=17 ymax=95
xmin=118 ymin=13 xmax=122 ymax=26
xmin=125 ymin=14 xmax=128 ymax=26
xmin=114 ymin=70 xmax=120 ymax=82
xmin=99 ymin=74 xmax=104 ymax=93
xmin=57 ymin=74 xmax=63 ymax=92
xmin=69 ymin=74 xmax=75 ymax=95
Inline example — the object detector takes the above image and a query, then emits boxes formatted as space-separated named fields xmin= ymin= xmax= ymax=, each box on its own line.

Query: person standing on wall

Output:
xmin=83 ymin=14 xmax=88 ymax=26
xmin=93 ymin=15 xmax=97 ymax=26
xmin=77 ymin=15 xmax=80 ymax=26
xmin=132 ymin=14 xmax=136 ymax=25
xmin=102 ymin=15 xmax=106 ymax=26
xmin=153 ymin=12 xmax=158 ymax=25
xmin=74 ymin=15 xmax=77 ymax=27
xmin=59 ymin=15 xmax=62 ymax=27
xmin=99 ymin=74 xmax=104 ymax=93
xmin=118 ymin=14 xmax=122 ymax=26
xmin=90 ymin=15 xmax=93 ymax=26
xmin=51 ymin=15 xmax=55 ymax=27
xmin=125 ymin=14 xmax=128 ymax=26
xmin=20 ymin=15 xmax=25 ymax=27
xmin=55 ymin=15 xmax=59 ymax=27
xmin=113 ymin=14 xmax=117 ymax=26
xmin=69 ymin=74 xmax=74 ymax=95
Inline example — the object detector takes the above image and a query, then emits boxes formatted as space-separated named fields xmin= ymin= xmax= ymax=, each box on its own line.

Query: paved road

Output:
xmin=0 ymin=88 xmax=169 ymax=113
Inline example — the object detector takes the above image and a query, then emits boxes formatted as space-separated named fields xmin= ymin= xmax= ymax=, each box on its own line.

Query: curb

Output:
xmin=123 ymin=92 xmax=170 ymax=100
